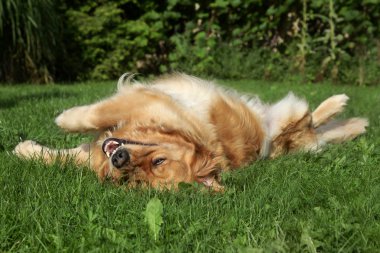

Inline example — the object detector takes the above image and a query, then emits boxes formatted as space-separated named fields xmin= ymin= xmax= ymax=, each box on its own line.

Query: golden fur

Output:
xmin=14 ymin=74 xmax=368 ymax=191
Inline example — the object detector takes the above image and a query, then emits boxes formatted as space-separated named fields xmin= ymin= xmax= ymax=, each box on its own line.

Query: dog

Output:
xmin=14 ymin=73 xmax=368 ymax=191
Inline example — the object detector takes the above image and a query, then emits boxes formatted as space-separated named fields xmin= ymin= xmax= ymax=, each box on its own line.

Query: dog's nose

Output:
xmin=111 ymin=149 xmax=130 ymax=168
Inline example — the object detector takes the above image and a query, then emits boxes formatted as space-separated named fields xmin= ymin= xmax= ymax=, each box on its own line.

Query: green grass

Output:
xmin=1 ymin=79 xmax=379 ymax=252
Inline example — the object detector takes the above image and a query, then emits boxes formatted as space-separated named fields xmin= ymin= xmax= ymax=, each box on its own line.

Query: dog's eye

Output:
xmin=152 ymin=158 xmax=166 ymax=166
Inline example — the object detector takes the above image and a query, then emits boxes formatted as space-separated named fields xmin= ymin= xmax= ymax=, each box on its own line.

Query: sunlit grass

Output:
xmin=1 ymin=80 xmax=379 ymax=252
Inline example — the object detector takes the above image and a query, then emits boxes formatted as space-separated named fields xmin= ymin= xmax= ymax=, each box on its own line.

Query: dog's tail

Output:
xmin=117 ymin=73 xmax=138 ymax=90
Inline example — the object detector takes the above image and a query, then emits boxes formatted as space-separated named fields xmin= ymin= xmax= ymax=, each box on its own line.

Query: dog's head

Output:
xmin=99 ymin=124 xmax=225 ymax=191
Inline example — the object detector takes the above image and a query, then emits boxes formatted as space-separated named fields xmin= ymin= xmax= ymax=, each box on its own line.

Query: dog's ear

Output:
xmin=157 ymin=125 xmax=225 ymax=191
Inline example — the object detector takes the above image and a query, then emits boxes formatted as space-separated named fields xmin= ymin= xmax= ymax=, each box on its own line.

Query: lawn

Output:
xmin=1 ymin=79 xmax=379 ymax=252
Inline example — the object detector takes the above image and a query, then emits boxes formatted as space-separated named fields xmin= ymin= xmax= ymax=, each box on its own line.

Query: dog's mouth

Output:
xmin=102 ymin=137 xmax=158 ymax=158
xmin=102 ymin=138 xmax=126 ymax=158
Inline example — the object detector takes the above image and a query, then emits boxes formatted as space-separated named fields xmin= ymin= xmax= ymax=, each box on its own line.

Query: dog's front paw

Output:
xmin=55 ymin=106 xmax=96 ymax=132
xmin=13 ymin=140 xmax=43 ymax=159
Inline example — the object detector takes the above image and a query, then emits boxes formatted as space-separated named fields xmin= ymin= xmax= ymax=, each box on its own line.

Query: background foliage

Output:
xmin=1 ymin=0 xmax=379 ymax=84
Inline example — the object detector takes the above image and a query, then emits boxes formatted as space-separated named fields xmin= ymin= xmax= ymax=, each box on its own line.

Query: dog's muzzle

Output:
xmin=102 ymin=138 xmax=130 ymax=168
xmin=102 ymin=137 xmax=158 ymax=169
xmin=111 ymin=148 xmax=130 ymax=168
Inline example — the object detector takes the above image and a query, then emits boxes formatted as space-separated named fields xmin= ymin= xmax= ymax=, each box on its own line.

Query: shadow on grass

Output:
xmin=0 ymin=90 xmax=78 ymax=109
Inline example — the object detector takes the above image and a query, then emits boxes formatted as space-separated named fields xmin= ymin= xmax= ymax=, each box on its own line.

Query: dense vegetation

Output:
xmin=1 ymin=79 xmax=379 ymax=251
xmin=1 ymin=0 xmax=379 ymax=84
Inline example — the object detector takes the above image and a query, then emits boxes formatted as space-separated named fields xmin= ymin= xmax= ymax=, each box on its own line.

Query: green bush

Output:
xmin=66 ymin=1 xmax=167 ymax=80
xmin=0 ymin=0 xmax=59 ymax=83
xmin=166 ymin=0 xmax=380 ymax=84
xmin=1 ymin=0 xmax=379 ymax=84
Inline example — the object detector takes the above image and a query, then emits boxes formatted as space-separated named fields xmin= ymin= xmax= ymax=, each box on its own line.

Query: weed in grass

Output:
xmin=144 ymin=198 xmax=164 ymax=242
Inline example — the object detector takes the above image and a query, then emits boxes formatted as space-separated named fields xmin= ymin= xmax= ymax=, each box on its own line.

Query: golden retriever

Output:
xmin=14 ymin=74 xmax=368 ymax=191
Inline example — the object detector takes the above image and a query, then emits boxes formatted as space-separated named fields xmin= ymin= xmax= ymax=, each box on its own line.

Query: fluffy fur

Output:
xmin=14 ymin=74 xmax=368 ymax=191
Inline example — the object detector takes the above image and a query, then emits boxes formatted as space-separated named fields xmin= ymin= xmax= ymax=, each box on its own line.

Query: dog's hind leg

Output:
xmin=312 ymin=94 xmax=349 ymax=128
xmin=13 ymin=140 xmax=91 ymax=166
xmin=316 ymin=118 xmax=368 ymax=146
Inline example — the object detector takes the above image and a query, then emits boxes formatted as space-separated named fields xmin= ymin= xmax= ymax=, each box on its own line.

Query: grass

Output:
xmin=1 ymin=79 xmax=379 ymax=252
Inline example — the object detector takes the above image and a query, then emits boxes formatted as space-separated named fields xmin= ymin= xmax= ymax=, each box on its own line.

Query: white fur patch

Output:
xmin=152 ymin=74 xmax=218 ymax=120
xmin=266 ymin=92 xmax=309 ymax=138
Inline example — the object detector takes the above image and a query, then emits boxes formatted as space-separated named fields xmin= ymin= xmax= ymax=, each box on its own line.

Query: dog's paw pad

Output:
xmin=347 ymin=118 xmax=369 ymax=134
xmin=330 ymin=94 xmax=349 ymax=109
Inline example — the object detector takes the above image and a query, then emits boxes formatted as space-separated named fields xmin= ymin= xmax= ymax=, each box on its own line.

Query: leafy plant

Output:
xmin=293 ymin=0 xmax=312 ymax=75
xmin=144 ymin=197 xmax=164 ymax=241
